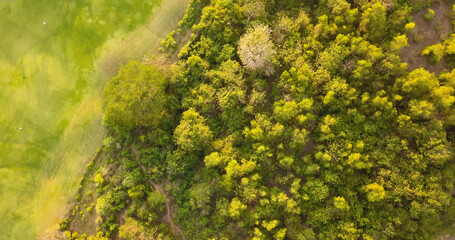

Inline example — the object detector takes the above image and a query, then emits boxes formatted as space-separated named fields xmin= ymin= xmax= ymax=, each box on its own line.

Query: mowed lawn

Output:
xmin=0 ymin=0 xmax=189 ymax=239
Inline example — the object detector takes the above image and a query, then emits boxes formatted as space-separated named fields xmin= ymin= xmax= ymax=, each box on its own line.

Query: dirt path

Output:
xmin=131 ymin=145 xmax=186 ymax=240
xmin=400 ymin=0 xmax=451 ymax=75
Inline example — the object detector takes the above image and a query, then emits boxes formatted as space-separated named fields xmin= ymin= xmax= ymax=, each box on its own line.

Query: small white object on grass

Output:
xmin=43 ymin=21 xmax=46 ymax=26
xmin=19 ymin=127 xmax=22 ymax=130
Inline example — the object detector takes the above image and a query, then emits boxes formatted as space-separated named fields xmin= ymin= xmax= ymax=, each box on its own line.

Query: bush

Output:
xmin=160 ymin=31 xmax=178 ymax=55
xmin=424 ymin=8 xmax=435 ymax=21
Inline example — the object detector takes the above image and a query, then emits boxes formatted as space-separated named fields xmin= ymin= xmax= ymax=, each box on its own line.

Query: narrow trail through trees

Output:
xmin=131 ymin=145 xmax=186 ymax=240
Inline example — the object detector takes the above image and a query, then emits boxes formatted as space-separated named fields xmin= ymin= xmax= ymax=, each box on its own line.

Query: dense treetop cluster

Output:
xmin=69 ymin=0 xmax=455 ymax=239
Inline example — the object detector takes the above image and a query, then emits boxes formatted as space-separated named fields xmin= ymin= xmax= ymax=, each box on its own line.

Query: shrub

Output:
xmin=424 ymin=8 xmax=435 ymax=21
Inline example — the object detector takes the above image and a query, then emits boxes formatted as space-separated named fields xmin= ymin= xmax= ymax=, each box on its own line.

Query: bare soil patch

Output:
xmin=400 ymin=0 xmax=452 ymax=75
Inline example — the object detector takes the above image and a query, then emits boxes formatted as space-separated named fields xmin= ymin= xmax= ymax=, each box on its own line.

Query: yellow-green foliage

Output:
xmin=118 ymin=218 xmax=146 ymax=240
xmin=95 ymin=194 xmax=110 ymax=216
xmin=262 ymin=220 xmax=279 ymax=231
xmin=405 ymin=22 xmax=415 ymax=31
xmin=334 ymin=197 xmax=350 ymax=210
xmin=391 ymin=34 xmax=408 ymax=51
xmin=174 ymin=108 xmax=213 ymax=152
xmin=90 ymin=0 xmax=455 ymax=239
xmin=444 ymin=34 xmax=455 ymax=55
xmin=94 ymin=167 xmax=104 ymax=186
xmin=424 ymin=8 xmax=435 ymax=21
xmin=103 ymin=61 xmax=166 ymax=133
xmin=229 ymin=197 xmax=247 ymax=218
xmin=359 ymin=2 xmax=387 ymax=42
xmin=365 ymin=183 xmax=386 ymax=202
xmin=422 ymin=43 xmax=445 ymax=62
xmin=160 ymin=30 xmax=178 ymax=54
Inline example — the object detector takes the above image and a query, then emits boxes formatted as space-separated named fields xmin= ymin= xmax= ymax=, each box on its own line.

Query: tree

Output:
xmin=390 ymin=34 xmax=408 ymax=52
xmin=262 ymin=220 xmax=279 ymax=231
xmin=147 ymin=190 xmax=166 ymax=214
xmin=243 ymin=0 xmax=266 ymax=21
xmin=317 ymin=38 xmax=351 ymax=73
xmin=160 ymin=30 xmax=178 ymax=55
xmin=408 ymin=100 xmax=435 ymax=120
xmin=444 ymin=34 xmax=455 ymax=55
xmin=189 ymin=182 xmax=213 ymax=213
xmin=422 ymin=43 xmax=444 ymax=63
xmin=359 ymin=2 xmax=387 ymax=43
xmin=95 ymin=193 xmax=111 ymax=216
xmin=433 ymin=86 xmax=455 ymax=109
xmin=118 ymin=218 xmax=147 ymax=240
xmin=229 ymin=197 xmax=247 ymax=218
xmin=397 ymin=68 xmax=439 ymax=98
xmin=238 ymin=24 xmax=276 ymax=75
xmin=103 ymin=61 xmax=166 ymax=133
xmin=185 ymin=55 xmax=209 ymax=84
xmin=333 ymin=197 xmax=350 ymax=211
xmin=174 ymin=108 xmax=213 ymax=152
xmin=365 ymin=183 xmax=385 ymax=202
xmin=182 ymin=83 xmax=218 ymax=115
xmin=273 ymin=100 xmax=299 ymax=123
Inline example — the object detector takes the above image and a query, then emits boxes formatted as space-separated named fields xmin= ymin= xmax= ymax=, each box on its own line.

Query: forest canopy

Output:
xmin=64 ymin=0 xmax=455 ymax=239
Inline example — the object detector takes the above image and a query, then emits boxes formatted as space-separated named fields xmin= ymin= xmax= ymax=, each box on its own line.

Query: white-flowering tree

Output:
xmin=238 ymin=24 xmax=276 ymax=76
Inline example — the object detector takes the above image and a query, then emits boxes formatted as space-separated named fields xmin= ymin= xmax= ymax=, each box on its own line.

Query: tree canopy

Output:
xmin=102 ymin=61 xmax=166 ymax=133
xmin=238 ymin=24 xmax=276 ymax=76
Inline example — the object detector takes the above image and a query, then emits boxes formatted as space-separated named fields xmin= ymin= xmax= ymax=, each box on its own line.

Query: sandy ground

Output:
xmin=400 ymin=0 xmax=451 ymax=75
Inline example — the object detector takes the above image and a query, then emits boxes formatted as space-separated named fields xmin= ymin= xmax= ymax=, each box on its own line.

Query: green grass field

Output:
xmin=0 ymin=0 xmax=188 ymax=238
